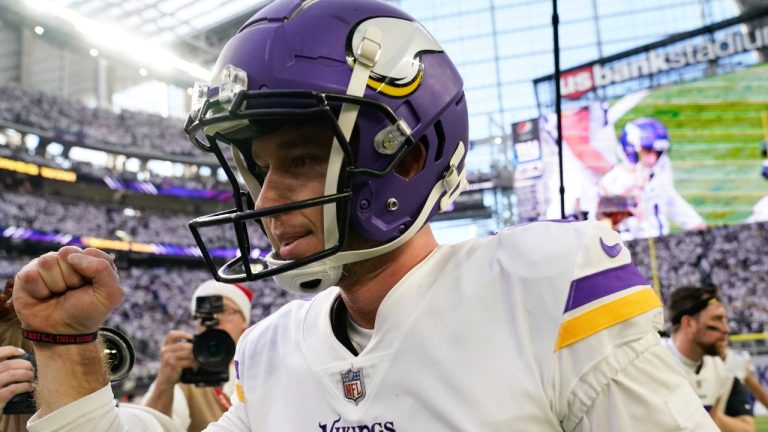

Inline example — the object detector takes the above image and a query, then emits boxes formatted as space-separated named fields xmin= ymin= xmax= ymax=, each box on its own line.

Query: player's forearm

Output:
xmin=712 ymin=414 xmax=755 ymax=432
xmin=32 ymin=341 xmax=108 ymax=417
xmin=143 ymin=379 xmax=175 ymax=417
xmin=746 ymin=375 xmax=768 ymax=408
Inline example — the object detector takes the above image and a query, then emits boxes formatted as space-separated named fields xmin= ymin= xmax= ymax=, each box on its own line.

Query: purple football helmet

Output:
xmin=620 ymin=117 xmax=670 ymax=165
xmin=185 ymin=0 xmax=468 ymax=293
xmin=761 ymin=140 xmax=767 ymax=180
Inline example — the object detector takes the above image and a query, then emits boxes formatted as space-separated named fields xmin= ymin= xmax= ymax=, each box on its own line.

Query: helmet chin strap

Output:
xmin=323 ymin=26 xmax=382 ymax=251
xmin=268 ymin=141 xmax=467 ymax=294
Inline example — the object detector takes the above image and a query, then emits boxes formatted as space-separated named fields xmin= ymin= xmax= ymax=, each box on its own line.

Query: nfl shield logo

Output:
xmin=340 ymin=366 xmax=365 ymax=404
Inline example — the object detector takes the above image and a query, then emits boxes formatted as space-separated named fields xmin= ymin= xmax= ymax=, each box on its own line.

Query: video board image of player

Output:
xmin=596 ymin=117 xmax=707 ymax=240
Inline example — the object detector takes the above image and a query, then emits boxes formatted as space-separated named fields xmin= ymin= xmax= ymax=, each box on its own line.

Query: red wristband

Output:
xmin=21 ymin=328 xmax=99 ymax=344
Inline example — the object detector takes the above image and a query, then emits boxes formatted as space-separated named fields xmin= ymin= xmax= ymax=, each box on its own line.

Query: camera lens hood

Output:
xmin=193 ymin=328 xmax=235 ymax=371
xmin=99 ymin=326 xmax=135 ymax=382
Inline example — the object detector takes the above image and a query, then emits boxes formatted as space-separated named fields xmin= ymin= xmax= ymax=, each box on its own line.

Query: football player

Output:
xmin=597 ymin=117 xmax=706 ymax=238
xmin=746 ymin=140 xmax=768 ymax=223
xmin=13 ymin=0 xmax=716 ymax=430
xmin=662 ymin=287 xmax=755 ymax=432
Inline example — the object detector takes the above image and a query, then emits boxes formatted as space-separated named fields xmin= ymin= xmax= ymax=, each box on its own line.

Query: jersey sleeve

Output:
xmin=665 ymin=186 xmax=705 ymax=229
xmin=575 ymin=343 xmax=719 ymax=431
xmin=553 ymin=221 xmax=660 ymax=353
xmin=548 ymin=221 xmax=714 ymax=431
xmin=27 ymin=384 xmax=125 ymax=432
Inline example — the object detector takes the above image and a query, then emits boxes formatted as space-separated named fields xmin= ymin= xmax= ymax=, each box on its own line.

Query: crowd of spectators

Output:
xmin=0 ymin=84 xmax=194 ymax=156
xmin=625 ymin=221 xmax=768 ymax=334
xmin=0 ymin=190 xmax=268 ymax=249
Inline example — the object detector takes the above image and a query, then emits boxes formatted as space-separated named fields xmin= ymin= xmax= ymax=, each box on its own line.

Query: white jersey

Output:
xmin=27 ymin=385 xmax=182 ymax=432
xmin=723 ymin=348 xmax=755 ymax=382
xmin=210 ymin=220 xmax=715 ymax=431
xmin=746 ymin=196 xmax=768 ymax=223
xmin=661 ymin=337 xmax=732 ymax=412
xmin=27 ymin=221 xmax=716 ymax=431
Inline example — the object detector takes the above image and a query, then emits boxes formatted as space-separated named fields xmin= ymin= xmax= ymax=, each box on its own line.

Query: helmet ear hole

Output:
xmin=395 ymin=141 xmax=427 ymax=180
xmin=433 ymin=120 xmax=446 ymax=162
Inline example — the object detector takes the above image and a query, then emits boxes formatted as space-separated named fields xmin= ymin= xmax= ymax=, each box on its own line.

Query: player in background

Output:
xmin=746 ymin=140 xmax=768 ymax=223
xmin=11 ymin=0 xmax=717 ymax=430
xmin=594 ymin=162 xmax=642 ymax=239
xmin=717 ymin=327 xmax=768 ymax=413
xmin=662 ymin=286 xmax=755 ymax=432
xmin=597 ymin=117 xmax=707 ymax=239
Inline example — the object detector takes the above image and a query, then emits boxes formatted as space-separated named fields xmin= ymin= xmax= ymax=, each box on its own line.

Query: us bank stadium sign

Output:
xmin=533 ymin=6 xmax=768 ymax=104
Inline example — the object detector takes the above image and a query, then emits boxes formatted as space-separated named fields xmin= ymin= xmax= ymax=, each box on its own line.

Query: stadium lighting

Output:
xmin=34 ymin=26 xmax=44 ymax=35
xmin=89 ymin=48 xmax=98 ymax=57
xmin=21 ymin=0 xmax=212 ymax=82
xmin=138 ymin=68 xmax=148 ymax=77
xmin=493 ymin=136 xmax=503 ymax=145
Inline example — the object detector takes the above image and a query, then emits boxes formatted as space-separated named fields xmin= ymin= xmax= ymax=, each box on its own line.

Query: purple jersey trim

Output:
xmin=563 ymin=263 xmax=649 ymax=313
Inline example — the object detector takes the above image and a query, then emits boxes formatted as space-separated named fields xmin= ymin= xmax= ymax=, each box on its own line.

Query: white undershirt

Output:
xmin=346 ymin=315 xmax=374 ymax=354
xmin=664 ymin=337 xmax=701 ymax=372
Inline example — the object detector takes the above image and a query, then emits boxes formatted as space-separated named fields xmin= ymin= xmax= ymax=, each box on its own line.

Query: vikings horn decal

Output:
xmin=348 ymin=17 xmax=443 ymax=97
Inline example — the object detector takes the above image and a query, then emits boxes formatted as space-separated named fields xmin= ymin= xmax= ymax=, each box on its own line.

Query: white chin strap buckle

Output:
xmin=265 ymin=251 xmax=343 ymax=295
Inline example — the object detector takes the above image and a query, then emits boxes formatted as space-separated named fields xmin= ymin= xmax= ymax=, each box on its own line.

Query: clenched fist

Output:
xmin=13 ymin=246 xmax=124 ymax=335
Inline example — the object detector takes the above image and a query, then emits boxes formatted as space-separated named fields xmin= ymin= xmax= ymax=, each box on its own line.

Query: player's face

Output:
xmin=715 ymin=336 xmax=729 ymax=359
xmin=639 ymin=148 xmax=659 ymax=169
xmin=607 ymin=210 xmax=631 ymax=227
xmin=250 ymin=120 xmax=334 ymax=261
xmin=692 ymin=302 xmax=729 ymax=356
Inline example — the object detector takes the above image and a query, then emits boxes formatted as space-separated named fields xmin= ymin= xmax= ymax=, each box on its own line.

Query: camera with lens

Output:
xmin=2 ymin=327 xmax=134 ymax=415
xmin=180 ymin=295 xmax=236 ymax=387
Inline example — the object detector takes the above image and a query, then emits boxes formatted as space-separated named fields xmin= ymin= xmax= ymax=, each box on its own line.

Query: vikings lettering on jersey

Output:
xmin=319 ymin=417 xmax=396 ymax=432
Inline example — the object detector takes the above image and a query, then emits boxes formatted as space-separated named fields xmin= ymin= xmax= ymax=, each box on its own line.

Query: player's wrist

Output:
xmin=156 ymin=368 xmax=182 ymax=387
xmin=22 ymin=328 xmax=99 ymax=344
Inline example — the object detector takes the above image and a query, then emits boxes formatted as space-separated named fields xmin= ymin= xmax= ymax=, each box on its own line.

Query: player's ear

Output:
xmin=680 ymin=315 xmax=693 ymax=331
xmin=395 ymin=141 xmax=426 ymax=180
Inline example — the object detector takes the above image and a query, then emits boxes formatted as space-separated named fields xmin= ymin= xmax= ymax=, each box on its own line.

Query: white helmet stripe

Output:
xmin=323 ymin=26 xmax=382 ymax=249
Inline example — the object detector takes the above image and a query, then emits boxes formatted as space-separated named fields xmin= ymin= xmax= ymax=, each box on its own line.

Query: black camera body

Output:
xmin=2 ymin=327 xmax=134 ymax=415
xmin=180 ymin=295 xmax=236 ymax=387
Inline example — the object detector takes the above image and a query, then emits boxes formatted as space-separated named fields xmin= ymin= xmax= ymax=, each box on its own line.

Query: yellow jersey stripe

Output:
xmin=555 ymin=287 xmax=661 ymax=351
xmin=235 ymin=383 xmax=246 ymax=403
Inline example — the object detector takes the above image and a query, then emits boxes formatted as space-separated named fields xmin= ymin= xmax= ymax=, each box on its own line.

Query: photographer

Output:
xmin=143 ymin=280 xmax=252 ymax=432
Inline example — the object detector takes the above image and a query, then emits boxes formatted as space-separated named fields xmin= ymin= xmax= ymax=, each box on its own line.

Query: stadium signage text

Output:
xmin=561 ymin=24 xmax=768 ymax=99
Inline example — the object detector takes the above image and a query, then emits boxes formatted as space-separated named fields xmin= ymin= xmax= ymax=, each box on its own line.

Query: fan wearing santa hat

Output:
xmin=142 ymin=280 xmax=253 ymax=432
